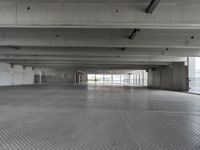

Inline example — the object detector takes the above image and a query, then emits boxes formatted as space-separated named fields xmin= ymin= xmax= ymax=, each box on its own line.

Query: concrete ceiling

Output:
xmin=0 ymin=0 xmax=199 ymax=70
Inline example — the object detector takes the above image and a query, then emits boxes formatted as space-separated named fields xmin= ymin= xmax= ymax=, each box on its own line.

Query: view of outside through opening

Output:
xmin=87 ymin=70 xmax=148 ymax=86
xmin=189 ymin=57 xmax=200 ymax=93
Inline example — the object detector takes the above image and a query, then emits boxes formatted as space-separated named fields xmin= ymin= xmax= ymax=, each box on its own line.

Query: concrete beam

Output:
xmin=2 ymin=60 xmax=170 ymax=66
xmin=0 ymin=28 xmax=199 ymax=49
xmin=11 ymin=63 xmax=161 ymax=68
xmin=2 ymin=58 xmax=171 ymax=69
xmin=0 ymin=1 xmax=200 ymax=29
xmin=14 ymin=64 xmax=164 ymax=70
xmin=0 ymin=47 xmax=200 ymax=57
xmin=0 ymin=55 xmax=187 ymax=62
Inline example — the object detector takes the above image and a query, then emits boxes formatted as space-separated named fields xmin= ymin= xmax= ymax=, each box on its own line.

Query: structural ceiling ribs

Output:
xmin=0 ymin=0 xmax=199 ymax=69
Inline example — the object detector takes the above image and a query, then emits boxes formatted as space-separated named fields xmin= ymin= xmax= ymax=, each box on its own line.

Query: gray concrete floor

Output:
xmin=0 ymin=84 xmax=200 ymax=150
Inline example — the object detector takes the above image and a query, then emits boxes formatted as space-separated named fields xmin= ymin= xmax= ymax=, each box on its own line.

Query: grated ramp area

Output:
xmin=0 ymin=84 xmax=200 ymax=149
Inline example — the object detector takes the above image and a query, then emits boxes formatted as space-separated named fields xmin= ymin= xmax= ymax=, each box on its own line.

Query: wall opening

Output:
xmin=87 ymin=70 xmax=148 ymax=86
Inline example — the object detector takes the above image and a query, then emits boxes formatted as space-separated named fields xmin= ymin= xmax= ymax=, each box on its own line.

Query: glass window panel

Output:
xmin=113 ymin=75 xmax=120 ymax=84
xmin=189 ymin=57 xmax=200 ymax=93
xmin=104 ymin=74 xmax=112 ymax=83
xmin=96 ymin=74 xmax=104 ymax=83
xmin=88 ymin=74 xmax=95 ymax=81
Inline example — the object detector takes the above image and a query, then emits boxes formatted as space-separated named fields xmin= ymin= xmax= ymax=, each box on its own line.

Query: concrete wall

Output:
xmin=39 ymin=69 xmax=75 ymax=83
xmin=75 ymin=72 xmax=87 ymax=84
xmin=79 ymin=73 xmax=87 ymax=83
xmin=0 ymin=63 xmax=34 ymax=86
xmin=148 ymin=62 xmax=188 ymax=91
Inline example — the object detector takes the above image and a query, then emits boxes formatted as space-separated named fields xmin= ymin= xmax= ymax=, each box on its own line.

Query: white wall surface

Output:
xmin=38 ymin=68 xmax=75 ymax=83
xmin=0 ymin=63 xmax=34 ymax=86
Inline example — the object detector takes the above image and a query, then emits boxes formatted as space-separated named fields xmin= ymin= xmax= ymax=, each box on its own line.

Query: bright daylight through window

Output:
xmin=87 ymin=70 xmax=148 ymax=86
xmin=189 ymin=57 xmax=200 ymax=94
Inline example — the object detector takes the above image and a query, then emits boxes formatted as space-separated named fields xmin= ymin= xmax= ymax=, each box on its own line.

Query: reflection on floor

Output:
xmin=0 ymin=84 xmax=200 ymax=149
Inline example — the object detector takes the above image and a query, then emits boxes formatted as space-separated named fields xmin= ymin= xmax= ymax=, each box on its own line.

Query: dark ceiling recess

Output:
xmin=190 ymin=36 xmax=194 ymax=39
xmin=129 ymin=29 xmax=140 ymax=40
xmin=146 ymin=0 xmax=160 ymax=14
xmin=121 ymin=47 xmax=126 ymax=51
xmin=8 ymin=46 xmax=21 ymax=50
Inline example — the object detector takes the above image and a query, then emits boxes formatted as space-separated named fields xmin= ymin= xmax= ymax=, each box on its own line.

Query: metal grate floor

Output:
xmin=0 ymin=84 xmax=200 ymax=149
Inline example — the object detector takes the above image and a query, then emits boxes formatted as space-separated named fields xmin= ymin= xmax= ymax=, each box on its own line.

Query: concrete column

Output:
xmin=111 ymin=74 xmax=113 ymax=84
xmin=148 ymin=62 xmax=188 ymax=91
